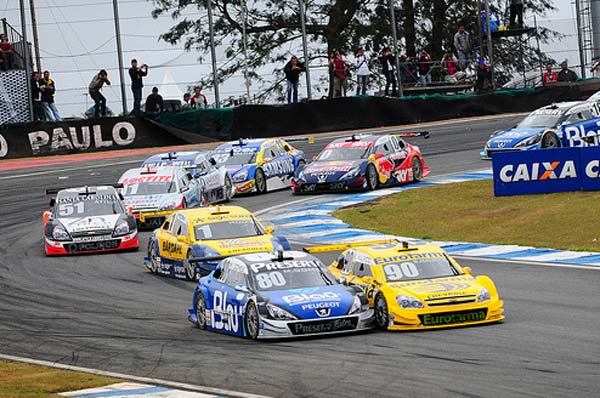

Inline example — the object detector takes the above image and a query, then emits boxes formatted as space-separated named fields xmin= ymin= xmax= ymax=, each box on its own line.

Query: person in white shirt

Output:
xmin=355 ymin=47 xmax=370 ymax=96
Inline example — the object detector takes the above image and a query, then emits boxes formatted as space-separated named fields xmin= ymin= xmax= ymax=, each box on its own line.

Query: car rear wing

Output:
xmin=282 ymin=136 xmax=315 ymax=144
xmin=303 ymin=239 xmax=416 ymax=254
xmin=45 ymin=183 xmax=124 ymax=196
xmin=393 ymin=131 xmax=430 ymax=139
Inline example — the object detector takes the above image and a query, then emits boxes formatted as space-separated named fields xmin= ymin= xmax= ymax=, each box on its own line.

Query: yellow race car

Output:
xmin=145 ymin=205 xmax=291 ymax=280
xmin=306 ymin=240 xmax=504 ymax=330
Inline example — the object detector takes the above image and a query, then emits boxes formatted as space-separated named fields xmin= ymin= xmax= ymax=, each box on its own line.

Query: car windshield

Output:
xmin=248 ymin=260 xmax=335 ymax=291
xmin=194 ymin=219 xmax=263 ymax=240
xmin=517 ymin=112 xmax=563 ymax=128
xmin=122 ymin=181 xmax=176 ymax=196
xmin=317 ymin=145 xmax=371 ymax=161
xmin=55 ymin=193 xmax=124 ymax=217
xmin=212 ymin=151 xmax=257 ymax=166
xmin=382 ymin=256 xmax=460 ymax=282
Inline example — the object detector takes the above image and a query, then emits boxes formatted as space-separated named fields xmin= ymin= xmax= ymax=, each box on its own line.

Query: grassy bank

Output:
xmin=0 ymin=360 xmax=119 ymax=398
xmin=334 ymin=179 xmax=600 ymax=252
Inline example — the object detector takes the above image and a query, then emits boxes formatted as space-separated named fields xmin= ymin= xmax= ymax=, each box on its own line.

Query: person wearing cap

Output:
xmin=557 ymin=62 xmax=578 ymax=82
xmin=129 ymin=59 xmax=148 ymax=115
xmin=145 ymin=86 xmax=164 ymax=113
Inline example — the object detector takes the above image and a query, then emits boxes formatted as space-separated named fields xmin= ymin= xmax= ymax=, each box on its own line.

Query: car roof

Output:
xmin=57 ymin=186 xmax=118 ymax=196
xmin=348 ymin=242 xmax=447 ymax=265
xmin=119 ymin=165 xmax=182 ymax=180
xmin=143 ymin=151 xmax=206 ymax=164
xmin=329 ymin=134 xmax=380 ymax=145
xmin=176 ymin=205 xmax=255 ymax=224
xmin=215 ymin=138 xmax=268 ymax=152
xmin=534 ymin=101 xmax=586 ymax=114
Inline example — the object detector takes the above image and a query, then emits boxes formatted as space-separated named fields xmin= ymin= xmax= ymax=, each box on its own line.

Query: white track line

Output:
xmin=0 ymin=159 xmax=142 ymax=180
xmin=452 ymin=255 xmax=600 ymax=270
xmin=0 ymin=354 xmax=270 ymax=398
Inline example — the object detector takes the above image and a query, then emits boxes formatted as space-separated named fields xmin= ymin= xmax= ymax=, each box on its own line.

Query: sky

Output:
xmin=0 ymin=0 xmax=582 ymax=117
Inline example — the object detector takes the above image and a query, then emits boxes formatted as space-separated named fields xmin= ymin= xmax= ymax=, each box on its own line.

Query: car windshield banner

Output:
xmin=492 ymin=147 xmax=600 ymax=196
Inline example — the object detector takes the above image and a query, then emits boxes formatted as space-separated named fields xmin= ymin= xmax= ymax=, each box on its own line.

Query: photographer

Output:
xmin=89 ymin=69 xmax=111 ymax=118
xmin=355 ymin=47 xmax=370 ymax=96
xmin=129 ymin=59 xmax=148 ymax=115
xmin=283 ymin=55 xmax=306 ymax=104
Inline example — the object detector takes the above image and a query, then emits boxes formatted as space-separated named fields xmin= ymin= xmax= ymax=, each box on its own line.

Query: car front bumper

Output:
xmin=45 ymin=231 xmax=139 ymax=255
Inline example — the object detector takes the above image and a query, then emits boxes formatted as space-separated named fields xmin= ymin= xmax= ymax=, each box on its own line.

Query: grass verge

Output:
xmin=334 ymin=179 xmax=600 ymax=252
xmin=0 ymin=359 xmax=119 ymax=398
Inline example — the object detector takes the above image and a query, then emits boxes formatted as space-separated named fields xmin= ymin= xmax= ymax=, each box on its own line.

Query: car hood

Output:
xmin=198 ymin=235 xmax=274 ymax=256
xmin=487 ymin=127 xmax=545 ymax=149
xmin=299 ymin=160 xmax=365 ymax=182
xmin=387 ymin=275 xmax=484 ymax=303
xmin=122 ymin=193 xmax=182 ymax=210
xmin=261 ymin=284 xmax=354 ymax=319
xmin=59 ymin=214 xmax=121 ymax=234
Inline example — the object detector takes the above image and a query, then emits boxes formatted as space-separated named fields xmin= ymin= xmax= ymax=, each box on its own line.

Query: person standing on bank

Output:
xmin=557 ymin=61 xmax=578 ymax=82
xmin=191 ymin=86 xmax=208 ymax=109
xmin=509 ymin=0 xmax=524 ymax=29
xmin=129 ymin=59 xmax=148 ymax=115
xmin=31 ymin=71 xmax=45 ymax=121
xmin=283 ymin=56 xmax=306 ymax=104
xmin=379 ymin=47 xmax=397 ymax=97
xmin=454 ymin=24 xmax=471 ymax=70
xmin=145 ymin=87 xmax=164 ymax=113
xmin=89 ymin=69 xmax=111 ymax=118
xmin=41 ymin=70 xmax=61 ymax=121
xmin=355 ymin=47 xmax=370 ymax=96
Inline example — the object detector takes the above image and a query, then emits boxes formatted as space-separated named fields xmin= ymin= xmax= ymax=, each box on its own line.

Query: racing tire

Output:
xmin=255 ymin=168 xmax=267 ymax=195
xmin=194 ymin=292 xmax=207 ymax=330
xmin=184 ymin=250 xmax=197 ymax=281
xmin=541 ymin=132 xmax=560 ymax=149
xmin=374 ymin=294 xmax=390 ymax=330
xmin=366 ymin=164 xmax=378 ymax=191
xmin=147 ymin=240 xmax=159 ymax=274
xmin=412 ymin=157 xmax=423 ymax=182
xmin=244 ymin=301 xmax=260 ymax=339
xmin=223 ymin=174 xmax=232 ymax=202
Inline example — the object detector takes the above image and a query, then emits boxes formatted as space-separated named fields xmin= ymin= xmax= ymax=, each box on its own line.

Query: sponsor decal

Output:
xmin=315 ymin=308 xmax=331 ymax=317
xmin=419 ymin=309 xmax=488 ymax=326
xmin=120 ymin=175 xmax=172 ymax=184
xmin=28 ymin=122 xmax=136 ymax=155
xmin=162 ymin=240 xmax=183 ymax=255
xmin=325 ymin=141 xmax=372 ymax=149
xmin=263 ymin=158 xmax=294 ymax=177
xmin=283 ymin=292 xmax=342 ymax=305
xmin=301 ymin=302 xmax=340 ymax=311
xmin=217 ymin=237 xmax=270 ymax=250
xmin=373 ymin=251 xmax=443 ymax=265
xmin=212 ymin=290 xmax=241 ymax=333
xmin=57 ymin=194 xmax=118 ymax=204
xmin=288 ymin=317 xmax=358 ymax=335
xmin=250 ymin=260 xmax=321 ymax=273
xmin=307 ymin=166 xmax=352 ymax=173
xmin=65 ymin=240 xmax=120 ymax=252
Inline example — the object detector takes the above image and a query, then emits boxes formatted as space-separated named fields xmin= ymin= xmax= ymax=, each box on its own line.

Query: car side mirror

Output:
xmin=48 ymin=198 xmax=56 ymax=207
xmin=118 ymin=193 xmax=125 ymax=200
xmin=283 ymin=145 xmax=290 ymax=152
xmin=177 ymin=235 xmax=189 ymax=244
xmin=337 ymin=276 xmax=347 ymax=285
xmin=180 ymin=186 xmax=190 ymax=193
xmin=234 ymin=283 xmax=250 ymax=293
xmin=265 ymin=226 xmax=275 ymax=234
xmin=126 ymin=205 xmax=133 ymax=215
xmin=209 ymin=157 xmax=217 ymax=166
xmin=43 ymin=210 xmax=52 ymax=224
xmin=462 ymin=266 xmax=472 ymax=275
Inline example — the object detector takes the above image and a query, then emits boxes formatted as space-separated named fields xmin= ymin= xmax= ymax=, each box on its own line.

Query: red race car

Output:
xmin=292 ymin=132 xmax=430 ymax=193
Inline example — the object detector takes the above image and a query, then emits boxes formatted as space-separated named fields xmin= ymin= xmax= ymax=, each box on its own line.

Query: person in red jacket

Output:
xmin=543 ymin=63 xmax=558 ymax=84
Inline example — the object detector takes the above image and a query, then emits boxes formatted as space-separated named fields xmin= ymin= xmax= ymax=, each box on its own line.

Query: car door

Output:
xmin=159 ymin=214 xmax=188 ymax=262
xmin=373 ymin=137 xmax=395 ymax=183
xmin=273 ymin=140 xmax=295 ymax=177
xmin=209 ymin=261 xmax=245 ymax=335
xmin=178 ymin=169 xmax=201 ymax=207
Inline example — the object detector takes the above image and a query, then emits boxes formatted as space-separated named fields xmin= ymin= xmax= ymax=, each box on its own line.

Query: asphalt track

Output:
xmin=1 ymin=114 xmax=599 ymax=398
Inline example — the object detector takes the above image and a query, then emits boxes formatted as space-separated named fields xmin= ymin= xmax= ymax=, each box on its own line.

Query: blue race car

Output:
xmin=481 ymin=102 xmax=598 ymax=158
xmin=211 ymin=138 xmax=310 ymax=194
xmin=188 ymin=250 xmax=374 ymax=339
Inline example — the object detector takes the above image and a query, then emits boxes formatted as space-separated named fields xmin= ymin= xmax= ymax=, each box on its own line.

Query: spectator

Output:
xmin=417 ymin=50 xmax=432 ymax=87
xmin=399 ymin=54 xmax=417 ymax=84
xmin=40 ymin=70 xmax=61 ymax=121
xmin=182 ymin=93 xmax=192 ymax=110
xmin=510 ymin=0 xmax=524 ymax=29
xmin=454 ymin=25 xmax=471 ymax=70
xmin=31 ymin=72 xmax=45 ymax=121
xmin=557 ymin=62 xmax=578 ymax=82
xmin=475 ymin=61 xmax=493 ymax=93
xmin=379 ymin=47 xmax=397 ymax=96
xmin=355 ymin=47 xmax=370 ymax=95
xmin=145 ymin=87 xmax=164 ymax=113
xmin=0 ymin=33 xmax=14 ymax=71
xmin=543 ymin=63 xmax=558 ymax=84
xmin=283 ymin=55 xmax=306 ymax=104
xmin=129 ymin=59 xmax=148 ymax=115
xmin=191 ymin=86 xmax=208 ymax=109
xmin=442 ymin=51 xmax=459 ymax=76
xmin=329 ymin=49 xmax=348 ymax=97
xmin=88 ymin=69 xmax=111 ymax=118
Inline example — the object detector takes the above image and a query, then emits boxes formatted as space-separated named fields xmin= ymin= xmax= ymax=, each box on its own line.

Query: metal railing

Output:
xmin=1 ymin=18 xmax=31 ymax=70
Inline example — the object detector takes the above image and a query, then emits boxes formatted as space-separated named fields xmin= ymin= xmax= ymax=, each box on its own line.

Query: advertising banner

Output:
xmin=492 ymin=146 xmax=600 ymax=196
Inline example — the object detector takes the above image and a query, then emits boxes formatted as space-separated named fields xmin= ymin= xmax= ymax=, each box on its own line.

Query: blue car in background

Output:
xmin=188 ymin=250 xmax=374 ymax=339
xmin=481 ymin=101 xmax=600 ymax=158
xmin=211 ymin=138 xmax=309 ymax=195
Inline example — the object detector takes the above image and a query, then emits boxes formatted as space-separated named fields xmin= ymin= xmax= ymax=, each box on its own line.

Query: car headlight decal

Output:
xmin=340 ymin=166 xmax=361 ymax=180
xmin=52 ymin=223 xmax=71 ymax=241
xmin=396 ymin=295 xmax=424 ymax=309
xmin=348 ymin=295 xmax=362 ymax=314
xmin=266 ymin=303 xmax=297 ymax=320
xmin=515 ymin=133 xmax=542 ymax=148
xmin=113 ymin=219 xmax=130 ymax=237
xmin=477 ymin=288 xmax=491 ymax=303
xmin=233 ymin=170 xmax=249 ymax=183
